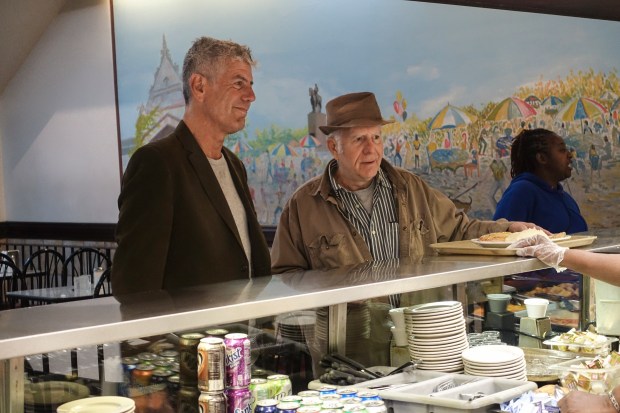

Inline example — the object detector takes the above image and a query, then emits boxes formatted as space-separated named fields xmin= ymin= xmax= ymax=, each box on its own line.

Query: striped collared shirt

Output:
xmin=328 ymin=160 xmax=400 ymax=262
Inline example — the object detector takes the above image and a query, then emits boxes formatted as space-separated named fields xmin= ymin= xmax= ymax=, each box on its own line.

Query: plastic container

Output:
xmin=595 ymin=279 xmax=620 ymax=335
xmin=550 ymin=357 xmax=620 ymax=394
xmin=543 ymin=336 xmax=617 ymax=356
xmin=354 ymin=370 xmax=536 ymax=413
xmin=486 ymin=294 xmax=511 ymax=313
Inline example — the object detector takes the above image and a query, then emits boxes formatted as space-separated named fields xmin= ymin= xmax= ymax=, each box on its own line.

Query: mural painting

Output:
xmin=113 ymin=0 xmax=620 ymax=227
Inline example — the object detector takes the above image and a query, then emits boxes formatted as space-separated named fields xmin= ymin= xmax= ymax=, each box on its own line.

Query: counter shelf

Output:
xmin=1 ymin=228 xmax=619 ymax=413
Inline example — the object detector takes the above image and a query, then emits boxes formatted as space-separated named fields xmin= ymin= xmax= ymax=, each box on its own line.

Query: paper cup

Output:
xmin=487 ymin=293 xmax=511 ymax=313
xmin=524 ymin=298 xmax=549 ymax=318
xmin=389 ymin=307 xmax=406 ymax=331
xmin=390 ymin=326 xmax=408 ymax=347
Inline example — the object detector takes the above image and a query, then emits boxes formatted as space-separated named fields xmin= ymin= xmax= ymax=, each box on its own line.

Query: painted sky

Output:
xmin=113 ymin=0 xmax=620 ymax=140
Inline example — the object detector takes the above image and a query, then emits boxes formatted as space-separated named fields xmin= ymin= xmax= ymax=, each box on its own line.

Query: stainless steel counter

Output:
xmin=1 ymin=228 xmax=619 ymax=412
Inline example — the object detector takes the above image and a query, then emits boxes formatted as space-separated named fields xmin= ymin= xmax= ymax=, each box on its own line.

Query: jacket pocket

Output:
xmin=307 ymin=233 xmax=353 ymax=271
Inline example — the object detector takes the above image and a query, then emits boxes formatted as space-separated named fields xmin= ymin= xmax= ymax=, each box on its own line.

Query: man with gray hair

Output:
xmin=113 ymin=37 xmax=270 ymax=295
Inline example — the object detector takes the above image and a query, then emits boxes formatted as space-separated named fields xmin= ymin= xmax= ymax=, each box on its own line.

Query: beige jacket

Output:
xmin=271 ymin=160 xmax=511 ymax=273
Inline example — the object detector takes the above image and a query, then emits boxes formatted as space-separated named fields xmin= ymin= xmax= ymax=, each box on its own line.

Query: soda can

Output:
xmin=362 ymin=400 xmax=387 ymax=413
xmin=319 ymin=395 xmax=340 ymax=402
xmin=299 ymin=397 xmax=322 ymax=407
xmin=250 ymin=378 xmax=271 ymax=411
xmin=167 ymin=374 xmax=181 ymax=393
xmin=179 ymin=332 xmax=206 ymax=386
xmin=266 ymin=374 xmax=292 ymax=400
xmin=297 ymin=391 xmax=319 ymax=398
xmin=357 ymin=391 xmax=380 ymax=402
xmin=342 ymin=400 xmax=364 ymax=413
xmin=159 ymin=349 xmax=180 ymax=361
xmin=255 ymin=398 xmax=279 ymax=413
xmin=137 ymin=352 xmax=159 ymax=364
xmin=275 ymin=401 xmax=300 ymax=413
xmin=280 ymin=396 xmax=302 ymax=404
xmin=344 ymin=406 xmax=367 ymax=413
xmin=152 ymin=368 xmax=173 ymax=384
xmin=132 ymin=364 xmax=155 ymax=386
xmin=317 ymin=385 xmax=337 ymax=396
xmin=337 ymin=388 xmax=358 ymax=399
xmin=224 ymin=333 xmax=251 ymax=388
xmin=198 ymin=337 xmax=225 ymax=392
xmin=206 ymin=328 xmax=230 ymax=338
xmin=178 ymin=385 xmax=201 ymax=413
xmin=321 ymin=400 xmax=343 ymax=410
xmin=226 ymin=387 xmax=252 ymax=413
xmin=296 ymin=407 xmax=321 ymax=413
xmin=121 ymin=356 xmax=139 ymax=383
xmin=199 ymin=391 xmax=227 ymax=413
xmin=153 ymin=359 xmax=173 ymax=370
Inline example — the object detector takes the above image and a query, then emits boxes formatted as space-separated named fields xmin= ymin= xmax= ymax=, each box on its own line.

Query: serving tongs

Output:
xmin=329 ymin=353 xmax=383 ymax=378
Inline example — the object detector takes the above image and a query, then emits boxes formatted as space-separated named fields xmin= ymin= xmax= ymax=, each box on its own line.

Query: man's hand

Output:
xmin=508 ymin=234 xmax=568 ymax=272
xmin=507 ymin=222 xmax=551 ymax=234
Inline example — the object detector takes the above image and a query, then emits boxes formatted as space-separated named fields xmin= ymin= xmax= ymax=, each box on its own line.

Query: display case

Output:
xmin=1 ymin=228 xmax=620 ymax=413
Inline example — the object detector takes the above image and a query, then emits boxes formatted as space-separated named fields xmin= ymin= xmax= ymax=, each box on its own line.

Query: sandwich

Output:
xmin=478 ymin=229 xmax=566 ymax=243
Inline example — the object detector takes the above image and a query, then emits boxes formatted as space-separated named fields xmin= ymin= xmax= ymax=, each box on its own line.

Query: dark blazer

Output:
xmin=112 ymin=121 xmax=271 ymax=296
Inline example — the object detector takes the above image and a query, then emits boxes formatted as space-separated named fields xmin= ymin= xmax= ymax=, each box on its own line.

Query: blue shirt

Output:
xmin=493 ymin=172 xmax=587 ymax=234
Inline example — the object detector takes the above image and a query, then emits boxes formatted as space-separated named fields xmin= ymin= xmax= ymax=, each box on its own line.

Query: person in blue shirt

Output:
xmin=493 ymin=128 xmax=587 ymax=234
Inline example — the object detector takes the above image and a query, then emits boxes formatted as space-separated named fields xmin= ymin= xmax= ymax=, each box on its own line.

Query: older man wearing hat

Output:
xmin=271 ymin=91 xmax=538 ymax=276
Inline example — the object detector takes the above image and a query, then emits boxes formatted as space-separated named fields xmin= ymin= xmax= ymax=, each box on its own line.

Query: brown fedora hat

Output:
xmin=319 ymin=92 xmax=393 ymax=134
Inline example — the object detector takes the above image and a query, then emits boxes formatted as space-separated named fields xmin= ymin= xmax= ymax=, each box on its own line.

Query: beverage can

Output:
xmin=137 ymin=352 xmax=159 ymax=363
xmin=297 ymin=391 xmax=319 ymax=398
xmin=250 ymin=378 xmax=271 ymax=411
xmin=153 ymin=359 xmax=173 ymax=370
xmin=151 ymin=368 xmax=173 ymax=384
xmin=299 ymin=397 xmax=322 ymax=406
xmin=255 ymin=398 xmax=279 ymax=413
xmin=296 ymin=407 xmax=321 ymax=413
xmin=179 ymin=332 xmax=206 ymax=386
xmin=357 ymin=391 xmax=380 ymax=402
xmin=266 ymin=374 xmax=292 ymax=400
xmin=337 ymin=388 xmax=358 ymax=398
xmin=344 ymin=405 xmax=367 ymax=413
xmin=167 ymin=374 xmax=181 ymax=393
xmin=226 ymin=386 xmax=252 ymax=413
xmin=199 ymin=391 xmax=227 ymax=413
xmin=206 ymin=328 xmax=230 ymax=338
xmin=224 ymin=333 xmax=252 ymax=388
xmin=321 ymin=400 xmax=343 ymax=410
xmin=319 ymin=394 xmax=340 ymax=402
xmin=159 ymin=349 xmax=180 ymax=361
xmin=121 ymin=356 xmax=139 ymax=383
xmin=132 ymin=364 xmax=155 ymax=386
xmin=280 ymin=396 xmax=302 ymax=403
xmin=275 ymin=401 xmax=300 ymax=413
xmin=198 ymin=337 xmax=226 ymax=392
xmin=317 ymin=385 xmax=337 ymax=396
xmin=362 ymin=400 xmax=387 ymax=413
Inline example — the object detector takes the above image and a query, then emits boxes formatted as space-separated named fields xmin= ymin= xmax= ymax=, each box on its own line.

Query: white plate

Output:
xmin=406 ymin=301 xmax=462 ymax=314
xmin=462 ymin=345 xmax=524 ymax=364
xmin=57 ymin=396 xmax=135 ymax=413
xmin=471 ymin=235 xmax=571 ymax=248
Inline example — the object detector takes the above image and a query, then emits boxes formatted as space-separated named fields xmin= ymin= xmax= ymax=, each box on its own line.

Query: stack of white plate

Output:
xmin=57 ymin=396 xmax=135 ymax=413
xmin=405 ymin=301 xmax=468 ymax=372
xmin=275 ymin=310 xmax=316 ymax=344
xmin=462 ymin=344 xmax=528 ymax=381
xmin=315 ymin=304 xmax=370 ymax=351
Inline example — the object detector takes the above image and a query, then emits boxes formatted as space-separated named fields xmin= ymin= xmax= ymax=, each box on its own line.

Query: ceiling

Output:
xmin=0 ymin=0 xmax=618 ymax=96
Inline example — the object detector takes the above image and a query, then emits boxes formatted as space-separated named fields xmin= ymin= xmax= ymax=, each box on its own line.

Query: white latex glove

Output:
xmin=508 ymin=234 xmax=568 ymax=272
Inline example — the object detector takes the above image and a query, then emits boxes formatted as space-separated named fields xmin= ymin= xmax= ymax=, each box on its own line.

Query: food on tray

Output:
xmin=478 ymin=229 xmax=566 ymax=243
xmin=524 ymin=283 xmax=579 ymax=299
xmin=546 ymin=329 xmax=612 ymax=354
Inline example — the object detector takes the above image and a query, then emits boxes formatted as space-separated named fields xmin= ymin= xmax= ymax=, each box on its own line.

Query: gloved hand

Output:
xmin=508 ymin=234 xmax=568 ymax=272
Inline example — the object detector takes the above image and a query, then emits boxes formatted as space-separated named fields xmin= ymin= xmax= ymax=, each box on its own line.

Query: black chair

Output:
xmin=1 ymin=259 xmax=26 ymax=309
xmin=94 ymin=267 xmax=112 ymax=298
xmin=62 ymin=247 xmax=112 ymax=287
xmin=23 ymin=248 xmax=65 ymax=288
xmin=0 ymin=252 xmax=16 ymax=266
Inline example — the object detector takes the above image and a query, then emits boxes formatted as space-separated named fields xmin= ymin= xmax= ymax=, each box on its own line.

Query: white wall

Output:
xmin=0 ymin=0 xmax=120 ymax=224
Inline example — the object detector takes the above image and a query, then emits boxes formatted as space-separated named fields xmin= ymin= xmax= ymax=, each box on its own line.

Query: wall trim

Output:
xmin=0 ymin=222 xmax=277 ymax=246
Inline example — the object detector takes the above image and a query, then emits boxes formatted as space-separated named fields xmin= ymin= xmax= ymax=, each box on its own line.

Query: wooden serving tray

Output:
xmin=430 ymin=235 xmax=597 ymax=256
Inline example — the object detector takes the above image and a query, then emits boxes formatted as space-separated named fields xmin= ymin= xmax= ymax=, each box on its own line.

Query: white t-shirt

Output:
xmin=208 ymin=156 xmax=252 ymax=277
